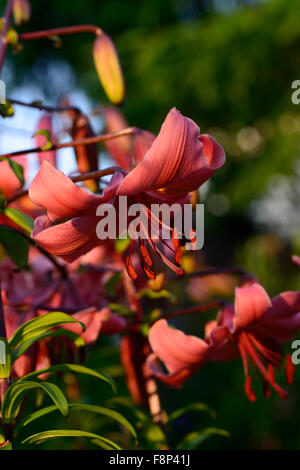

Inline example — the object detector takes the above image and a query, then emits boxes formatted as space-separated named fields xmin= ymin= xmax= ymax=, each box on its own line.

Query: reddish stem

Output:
xmin=7 ymin=166 xmax=124 ymax=203
xmin=162 ymin=299 xmax=225 ymax=321
xmin=8 ymin=98 xmax=81 ymax=114
xmin=0 ymin=127 xmax=136 ymax=160
xmin=19 ymin=24 xmax=102 ymax=41
xmin=183 ymin=267 xmax=253 ymax=278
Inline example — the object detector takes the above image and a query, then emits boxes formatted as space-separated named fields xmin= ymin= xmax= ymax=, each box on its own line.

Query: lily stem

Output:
xmin=0 ymin=127 xmax=136 ymax=160
xmin=7 ymin=166 xmax=124 ymax=203
xmin=7 ymin=98 xmax=81 ymax=115
xmin=162 ymin=299 xmax=225 ymax=321
xmin=19 ymin=24 xmax=103 ymax=41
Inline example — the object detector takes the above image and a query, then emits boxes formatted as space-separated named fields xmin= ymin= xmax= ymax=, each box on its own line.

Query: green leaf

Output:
xmin=7 ymin=159 xmax=24 ymax=187
xmin=33 ymin=129 xmax=53 ymax=151
xmin=0 ymin=338 xmax=11 ymax=379
xmin=16 ymin=403 xmax=136 ymax=440
xmin=177 ymin=428 xmax=230 ymax=450
xmin=3 ymin=208 xmax=34 ymax=234
xmin=167 ymin=402 xmax=216 ymax=423
xmin=1 ymin=380 xmax=69 ymax=423
xmin=0 ymin=225 xmax=29 ymax=268
xmin=20 ymin=363 xmax=116 ymax=393
xmin=22 ymin=430 xmax=121 ymax=450
xmin=9 ymin=312 xmax=85 ymax=352
xmin=106 ymin=396 xmax=148 ymax=423
xmin=12 ymin=329 xmax=85 ymax=363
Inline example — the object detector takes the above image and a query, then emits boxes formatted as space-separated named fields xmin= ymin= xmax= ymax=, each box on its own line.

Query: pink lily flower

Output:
xmin=146 ymin=318 xmax=229 ymax=388
xmin=29 ymin=108 xmax=225 ymax=277
xmin=147 ymin=283 xmax=300 ymax=400
xmin=116 ymin=107 xmax=225 ymax=197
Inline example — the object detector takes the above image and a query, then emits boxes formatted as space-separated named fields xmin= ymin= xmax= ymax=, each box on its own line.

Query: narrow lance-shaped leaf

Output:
xmin=20 ymin=363 xmax=116 ymax=393
xmin=9 ymin=312 xmax=85 ymax=352
xmin=177 ymin=428 xmax=230 ymax=450
xmin=3 ymin=208 xmax=34 ymax=234
xmin=0 ymin=225 xmax=29 ymax=268
xmin=16 ymin=403 xmax=136 ymax=440
xmin=22 ymin=430 xmax=122 ymax=450
xmin=1 ymin=380 xmax=69 ymax=423
xmin=12 ymin=329 xmax=85 ymax=363
xmin=167 ymin=402 xmax=216 ymax=423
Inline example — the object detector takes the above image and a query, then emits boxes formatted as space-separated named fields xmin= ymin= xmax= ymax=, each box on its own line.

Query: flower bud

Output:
xmin=93 ymin=32 xmax=125 ymax=105
xmin=12 ymin=0 xmax=31 ymax=26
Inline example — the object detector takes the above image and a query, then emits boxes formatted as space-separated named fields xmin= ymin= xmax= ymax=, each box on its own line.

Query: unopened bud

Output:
xmin=12 ymin=0 xmax=31 ymax=26
xmin=93 ymin=32 xmax=125 ymax=105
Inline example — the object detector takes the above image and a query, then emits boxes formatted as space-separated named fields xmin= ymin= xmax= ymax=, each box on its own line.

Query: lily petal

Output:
xmin=148 ymin=319 xmax=209 ymax=376
xmin=32 ymin=215 xmax=100 ymax=262
xmin=29 ymin=160 xmax=101 ymax=221
xmin=117 ymin=108 xmax=225 ymax=197
xmin=234 ymin=283 xmax=272 ymax=330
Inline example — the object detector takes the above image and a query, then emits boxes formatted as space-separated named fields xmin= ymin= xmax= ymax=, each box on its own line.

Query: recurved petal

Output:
xmin=146 ymin=353 xmax=198 ymax=388
xmin=234 ymin=283 xmax=272 ymax=330
xmin=96 ymin=307 xmax=127 ymax=334
xmin=66 ymin=308 xmax=104 ymax=344
xmin=254 ymin=290 xmax=300 ymax=341
xmin=66 ymin=307 xmax=126 ymax=343
xmin=29 ymin=160 xmax=102 ymax=221
xmin=32 ymin=215 xmax=101 ymax=262
xmin=255 ymin=312 xmax=300 ymax=342
xmin=148 ymin=319 xmax=209 ymax=375
xmin=117 ymin=108 xmax=225 ymax=197
xmin=268 ymin=290 xmax=300 ymax=318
